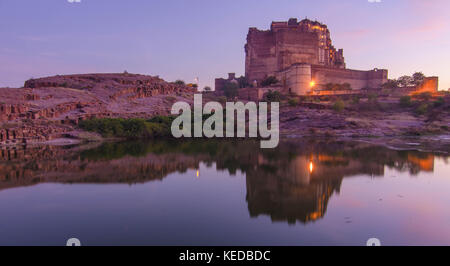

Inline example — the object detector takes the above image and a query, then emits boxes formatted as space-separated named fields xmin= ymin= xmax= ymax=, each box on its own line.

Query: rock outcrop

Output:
xmin=0 ymin=73 xmax=196 ymax=145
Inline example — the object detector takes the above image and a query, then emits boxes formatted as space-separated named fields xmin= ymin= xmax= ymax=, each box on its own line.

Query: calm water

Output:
xmin=0 ymin=139 xmax=449 ymax=246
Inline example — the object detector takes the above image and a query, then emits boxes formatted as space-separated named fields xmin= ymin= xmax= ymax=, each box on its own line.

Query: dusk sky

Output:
xmin=1 ymin=0 xmax=449 ymax=90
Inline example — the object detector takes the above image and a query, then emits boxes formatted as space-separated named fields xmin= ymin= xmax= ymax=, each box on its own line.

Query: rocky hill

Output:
xmin=0 ymin=73 xmax=196 ymax=145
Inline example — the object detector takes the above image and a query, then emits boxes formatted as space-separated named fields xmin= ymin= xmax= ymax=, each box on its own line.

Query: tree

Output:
xmin=265 ymin=90 xmax=281 ymax=102
xmin=174 ymin=80 xmax=185 ymax=86
xmin=382 ymin=79 xmax=399 ymax=89
xmin=332 ymin=83 xmax=342 ymax=91
xmin=342 ymin=83 xmax=352 ymax=90
xmin=238 ymin=78 xmax=250 ymax=89
xmin=397 ymin=75 xmax=414 ymax=87
xmin=325 ymin=83 xmax=334 ymax=90
xmin=261 ymin=76 xmax=279 ymax=87
xmin=412 ymin=72 xmax=425 ymax=86
xmin=203 ymin=86 xmax=212 ymax=92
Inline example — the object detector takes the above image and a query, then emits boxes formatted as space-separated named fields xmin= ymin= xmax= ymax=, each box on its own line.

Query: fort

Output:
xmin=215 ymin=18 xmax=437 ymax=97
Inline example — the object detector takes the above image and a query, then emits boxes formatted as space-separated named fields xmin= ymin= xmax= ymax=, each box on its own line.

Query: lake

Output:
xmin=0 ymin=139 xmax=449 ymax=246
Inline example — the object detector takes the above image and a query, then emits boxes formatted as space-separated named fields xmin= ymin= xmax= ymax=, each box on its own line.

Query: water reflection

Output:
xmin=0 ymin=140 xmax=447 ymax=225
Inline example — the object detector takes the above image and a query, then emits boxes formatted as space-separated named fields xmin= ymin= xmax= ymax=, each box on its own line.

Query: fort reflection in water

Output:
xmin=0 ymin=140 xmax=443 ymax=225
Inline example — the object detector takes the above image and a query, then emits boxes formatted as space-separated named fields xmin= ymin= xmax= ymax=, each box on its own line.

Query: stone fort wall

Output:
xmin=311 ymin=65 xmax=388 ymax=90
xmin=276 ymin=64 xmax=388 ymax=95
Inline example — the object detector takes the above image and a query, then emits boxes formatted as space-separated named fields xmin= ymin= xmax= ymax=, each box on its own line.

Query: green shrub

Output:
xmin=399 ymin=96 xmax=412 ymax=107
xmin=261 ymin=76 xmax=279 ymax=87
xmin=325 ymin=83 xmax=352 ymax=91
xmin=368 ymin=93 xmax=378 ymax=103
xmin=342 ymin=83 xmax=352 ymax=90
xmin=148 ymin=115 xmax=175 ymax=125
xmin=382 ymin=79 xmax=399 ymax=89
xmin=417 ymin=92 xmax=432 ymax=101
xmin=351 ymin=96 xmax=360 ymax=105
xmin=325 ymin=83 xmax=334 ymax=90
xmin=265 ymin=90 xmax=281 ymax=102
xmin=302 ymin=96 xmax=312 ymax=102
xmin=174 ymin=80 xmax=185 ymax=86
xmin=288 ymin=98 xmax=299 ymax=106
xmin=433 ymin=97 xmax=445 ymax=107
xmin=332 ymin=99 xmax=345 ymax=112
xmin=415 ymin=103 xmax=428 ymax=115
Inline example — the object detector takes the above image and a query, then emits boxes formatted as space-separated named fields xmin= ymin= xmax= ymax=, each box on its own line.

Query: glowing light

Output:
xmin=196 ymin=170 xmax=199 ymax=177
xmin=310 ymin=81 xmax=316 ymax=87
xmin=309 ymin=162 xmax=314 ymax=173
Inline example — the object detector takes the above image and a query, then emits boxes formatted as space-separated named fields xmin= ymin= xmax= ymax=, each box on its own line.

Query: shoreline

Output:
xmin=1 ymin=134 xmax=449 ymax=155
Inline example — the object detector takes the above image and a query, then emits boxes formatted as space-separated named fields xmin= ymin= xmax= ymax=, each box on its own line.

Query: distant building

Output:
xmin=214 ymin=73 xmax=246 ymax=94
xmin=216 ymin=18 xmax=389 ymax=96
xmin=245 ymin=18 xmax=346 ymax=82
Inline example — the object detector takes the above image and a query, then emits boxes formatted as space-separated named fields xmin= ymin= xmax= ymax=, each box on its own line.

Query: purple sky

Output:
xmin=1 ymin=0 xmax=449 ymax=90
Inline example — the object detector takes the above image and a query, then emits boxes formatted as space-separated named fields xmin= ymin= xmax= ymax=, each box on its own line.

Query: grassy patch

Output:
xmin=79 ymin=116 xmax=174 ymax=139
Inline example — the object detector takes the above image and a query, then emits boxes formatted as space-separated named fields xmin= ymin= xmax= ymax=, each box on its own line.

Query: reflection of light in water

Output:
xmin=309 ymin=162 xmax=314 ymax=173
xmin=196 ymin=170 xmax=199 ymax=178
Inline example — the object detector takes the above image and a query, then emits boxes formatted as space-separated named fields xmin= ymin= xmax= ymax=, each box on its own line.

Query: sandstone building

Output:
xmin=216 ymin=18 xmax=389 ymax=96
xmin=245 ymin=18 xmax=346 ymax=82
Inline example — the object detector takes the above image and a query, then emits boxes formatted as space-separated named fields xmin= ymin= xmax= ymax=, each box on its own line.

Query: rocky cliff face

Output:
xmin=0 ymin=73 xmax=196 ymax=145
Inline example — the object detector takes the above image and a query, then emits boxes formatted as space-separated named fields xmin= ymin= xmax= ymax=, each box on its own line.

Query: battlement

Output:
xmin=270 ymin=18 xmax=329 ymax=32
